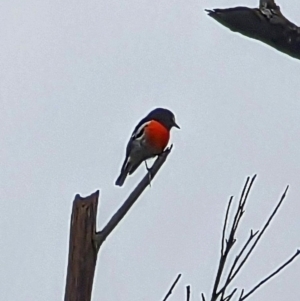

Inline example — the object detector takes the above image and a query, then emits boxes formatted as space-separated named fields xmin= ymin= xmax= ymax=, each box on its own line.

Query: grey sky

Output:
xmin=1 ymin=0 xmax=299 ymax=300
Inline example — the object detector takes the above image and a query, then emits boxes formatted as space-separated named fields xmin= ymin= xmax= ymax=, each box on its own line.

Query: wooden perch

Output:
xmin=64 ymin=147 xmax=173 ymax=301
xmin=64 ymin=191 xmax=99 ymax=301
xmin=205 ymin=0 xmax=300 ymax=60
xmin=94 ymin=146 xmax=173 ymax=251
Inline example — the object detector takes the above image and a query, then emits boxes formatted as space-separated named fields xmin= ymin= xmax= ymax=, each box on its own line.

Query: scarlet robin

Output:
xmin=115 ymin=108 xmax=180 ymax=186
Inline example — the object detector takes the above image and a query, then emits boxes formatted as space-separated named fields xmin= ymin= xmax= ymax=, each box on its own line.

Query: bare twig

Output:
xmin=211 ymin=181 xmax=291 ymax=301
xmin=231 ymin=186 xmax=289 ymax=280
xmin=223 ymin=288 xmax=237 ymax=301
xmin=186 ymin=285 xmax=191 ymax=301
xmin=94 ymin=146 xmax=173 ymax=251
xmin=232 ymin=175 xmax=256 ymax=233
xmin=221 ymin=197 xmax=233 ymax=256
xmin=218 ymin=230 xmax=259 ymax=298
xmin=239 ymin=249 xmax=300 ymax=300
xmin=201 ymin=293 xmax=206 ymax=301
xmin=217 ymin=184 xmax=288 ymax=300
xmin=239 ymin=289 xmax=244 ymax=300
xmin=201 ymin=176 xmax=296 ymax=301
xmin=210 ymin=175 xmax=256 ymax=301
xmin=162 ymin=273 xmax=182 ymax=301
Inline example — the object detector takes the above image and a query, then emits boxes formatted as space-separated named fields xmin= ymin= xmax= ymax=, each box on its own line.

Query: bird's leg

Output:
xmin=145 ymin=161 xmax=152 ymax=187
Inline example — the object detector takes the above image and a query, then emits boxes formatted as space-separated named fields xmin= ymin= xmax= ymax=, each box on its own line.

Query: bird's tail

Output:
xmin=115 ymin=170 xmax=128 ymax=187
xmin=115 ymin=157 xmax=142 ymax=186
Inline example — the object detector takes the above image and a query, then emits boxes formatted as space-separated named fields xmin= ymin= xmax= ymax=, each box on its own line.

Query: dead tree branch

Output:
xmin=207 ymin=176 xmax=299 ymax=301
xmin=229 ymin=185 xmax=289 ymax=281
xmin=239 ymin=249 xmax=300 ymax=300
xmin=205 ymin=0 xmax=300 ymax=60
xmin=162 ymin=273 xmax=182 ymax=301
xmin=210 ymin=175 xmax=257 ymax=301
xmin=186 ymin=285 xmax=191 ymax=301
xmin=94 ymin=146 xmax=173 ymax=251
xmin=168 ymin=176 xmax=298 ymax=301
xmin=64 ymin=191 xmax=99 ymax=301
xmin=64 ymin=147 xmax=173 ymax=301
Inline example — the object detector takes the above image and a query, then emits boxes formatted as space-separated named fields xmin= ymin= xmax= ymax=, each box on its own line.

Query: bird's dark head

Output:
xmin=147 ymin=108 xmax=180 ymax=130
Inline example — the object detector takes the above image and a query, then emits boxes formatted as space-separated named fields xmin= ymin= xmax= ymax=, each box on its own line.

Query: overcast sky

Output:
xmin=1 ymin=0 xmax=300 ymax=300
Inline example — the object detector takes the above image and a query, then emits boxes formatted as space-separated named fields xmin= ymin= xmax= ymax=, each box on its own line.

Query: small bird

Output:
xmin=115 ymin=108 xmax=180 ymax=186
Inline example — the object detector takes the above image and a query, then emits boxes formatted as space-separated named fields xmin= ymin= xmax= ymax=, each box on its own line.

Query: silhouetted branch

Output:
xmin=221 ymin=196 xmax=233 ymax=256
xmin=94 ymin=146 xmax=173 ymax=251
xmin=210 ymin=175 xmax=256 ymax=301
xmin=172 ymin=177 xmax=297 ymax=301
xmin=208 ymin=176 xmax=298 ymax=301
xmin=205 ymin=0 xmax=300 ymax=60
xmin=239 ymin=249 xmax=300 ymax=300
xmin=219 ymin=229 xmax=259 ymax=299
xmin=186 ymin=285 xmax=191 ymax=301
xmin=230 ymin=185 xmax=289 ymax=281
xmin=223 ymin=288 xmax=237 ymax=301
xmin=162 ymin=273 xmax=182 ymax=301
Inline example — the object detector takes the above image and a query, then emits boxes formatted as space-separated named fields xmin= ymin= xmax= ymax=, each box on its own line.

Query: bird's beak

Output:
xmin=173 ymin=121 xmax=180 ymax=129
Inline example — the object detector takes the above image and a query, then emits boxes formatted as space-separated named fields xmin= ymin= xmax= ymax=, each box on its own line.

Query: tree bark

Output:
xmin=64 ymin=148 xmax=173 ymax=301
xmin=64 ymin=191 xmax=99 ymax=301
xmin=206 ymin=0 xmax=300 ymax=60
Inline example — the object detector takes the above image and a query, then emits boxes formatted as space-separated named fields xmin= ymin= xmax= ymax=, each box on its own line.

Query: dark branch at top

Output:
xmin=205 ymin=0 xmax=300 ymax=60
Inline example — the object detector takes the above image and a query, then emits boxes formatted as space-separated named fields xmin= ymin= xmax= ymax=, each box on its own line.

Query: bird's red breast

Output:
xmin=144 ymin=120 xmax=170 ymax=153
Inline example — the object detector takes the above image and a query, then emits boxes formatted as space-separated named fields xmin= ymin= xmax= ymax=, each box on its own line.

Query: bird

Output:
xmin=115 ymin=108 xmax=180 ymax=187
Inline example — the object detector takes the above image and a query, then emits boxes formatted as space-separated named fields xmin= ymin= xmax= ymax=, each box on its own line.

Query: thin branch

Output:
xmin=223 ymin=288 xmax=237 ymax=301
xmin=231 ymin=186 xmax=289 ymax=280
xmin=227 ymin=175 xmax=254 ymax=253
xmin=233 ymin=175 xmax=256 ymax=232
xmin=201 ymin=293 xmax=206 ymax=301
xmin=93 ymin=146 xmax=173 ymax=251
xmin=186 ymin=285 xmax=191 ymax=301
xmin=162 ymin=273 xmax=182 ymax=301
xmin=230 ymin=177 xmax=249 ymax=235
xmin=240 ymin=249 xmax=300 ymax=300
xmin=218 ymin=230 xmax=259 ymax=297
xmin=221 ymin=197 xmax=233 ymax=256
xmin=211 ymin=175 xmax=256 ymax=301
xmin=208 ymin=178 xmax=295 ymax=301
xmin=239 ymin=289 xmax=244 ymax=300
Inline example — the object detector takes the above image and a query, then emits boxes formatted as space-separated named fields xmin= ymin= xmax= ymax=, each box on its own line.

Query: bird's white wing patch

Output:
xmin=132 ymin=121 xmax=150 ymax=140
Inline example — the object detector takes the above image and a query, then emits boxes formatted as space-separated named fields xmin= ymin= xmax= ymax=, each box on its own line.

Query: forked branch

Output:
xmin=211 ymin=175 xmax=256 ymax=301
xmin=208 ymin=176 xmax=299 ymax=301
xmin=65 ymin=146 xmax=174 ymax=301
xmin=161 ymin=176 xmax=298 ymax=301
